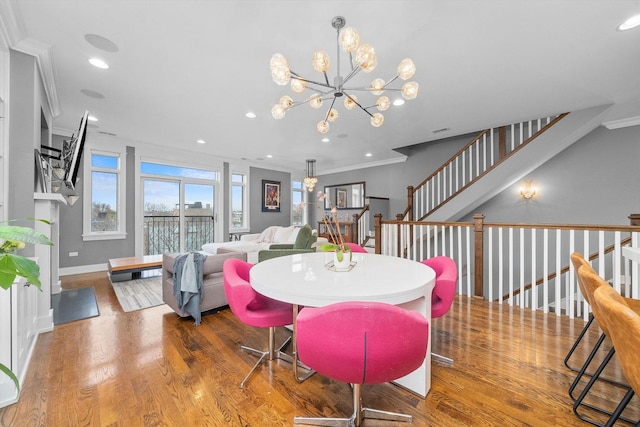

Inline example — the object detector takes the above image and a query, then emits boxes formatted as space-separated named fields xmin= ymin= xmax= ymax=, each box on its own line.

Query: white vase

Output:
xmin=333 ymin=250 xmax=352 ymax=270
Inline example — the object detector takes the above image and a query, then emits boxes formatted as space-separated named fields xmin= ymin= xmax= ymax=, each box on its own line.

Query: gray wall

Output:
xmin=460 ymin=124 xmax=640 ymax=225
xmin=8 ymin=51 xmax=44 ymax=256
xmin=249 ymin=166 xmax=291 ymax=232
xmin=317 ymin=125 xmax=640 ymax=227
xmin=312 ymin=135 xmax=471 ymax=225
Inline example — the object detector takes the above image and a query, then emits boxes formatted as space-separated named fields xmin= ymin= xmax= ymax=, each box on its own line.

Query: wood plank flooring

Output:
xmin=1 ymin=271 xmax=638 ymax=426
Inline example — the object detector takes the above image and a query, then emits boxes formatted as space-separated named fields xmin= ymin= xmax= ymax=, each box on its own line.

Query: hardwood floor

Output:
xmin=1 ymin=271 xmax=638 ymax=426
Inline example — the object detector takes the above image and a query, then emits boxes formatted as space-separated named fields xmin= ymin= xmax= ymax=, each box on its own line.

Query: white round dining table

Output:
xmin=250 ymin=251 xmax=435 ymax=397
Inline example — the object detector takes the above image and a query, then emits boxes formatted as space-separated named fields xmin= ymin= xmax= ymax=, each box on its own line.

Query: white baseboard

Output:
xmin=59 ymin=263 xmax=107 ymax=277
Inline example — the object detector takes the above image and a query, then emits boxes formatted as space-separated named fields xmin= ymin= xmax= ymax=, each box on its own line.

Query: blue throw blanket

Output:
xmin=173 ymin=252 xmax=208 ymax=325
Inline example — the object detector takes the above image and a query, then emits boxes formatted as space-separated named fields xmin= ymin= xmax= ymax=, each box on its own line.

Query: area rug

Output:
xmin=110 ymin=275 xmax=164 ymax=312
xmin=52 ymin=287 xmax=100 ymax=325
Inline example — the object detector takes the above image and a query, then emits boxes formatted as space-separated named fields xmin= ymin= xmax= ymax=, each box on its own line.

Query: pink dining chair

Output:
xmin=421 ymin=256 xmax=457 ymax=365
xmin=344 ymin=242 xmax=368 ymax=253
xmin=293 ymin=301 xmax=429 ymax=427
xmin=222 ymin=258 xmax=294 ymax=388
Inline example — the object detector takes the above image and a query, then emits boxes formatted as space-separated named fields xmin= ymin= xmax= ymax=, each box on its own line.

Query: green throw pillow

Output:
xmin=293 ymin=225 xmax=317 ymax=249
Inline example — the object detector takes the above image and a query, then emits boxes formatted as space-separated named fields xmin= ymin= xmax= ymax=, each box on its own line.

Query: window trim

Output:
xmin=229 ymin=170 xmax=250 ymax=233
xmin=82 ymin=147 xmax=127 ymax=241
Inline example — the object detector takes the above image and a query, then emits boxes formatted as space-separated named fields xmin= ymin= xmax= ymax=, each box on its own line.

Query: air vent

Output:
xmin=432 ymin=127 xmax=450 ymax=134
xmin=98 ymin=131 xmax=117 ymax=136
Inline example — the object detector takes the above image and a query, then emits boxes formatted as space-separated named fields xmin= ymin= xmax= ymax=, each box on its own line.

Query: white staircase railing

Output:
xmin=401 ymin=114 xmax=567 ymax=221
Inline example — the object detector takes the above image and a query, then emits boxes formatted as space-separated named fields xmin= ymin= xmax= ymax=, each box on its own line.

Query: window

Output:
xmin=292 ymin=180 xmax=304 ymax=226
xmin=83 ymin=149 xmax=126 ymax=240
xmin=231 ymin=173 xmax=248 ymax=230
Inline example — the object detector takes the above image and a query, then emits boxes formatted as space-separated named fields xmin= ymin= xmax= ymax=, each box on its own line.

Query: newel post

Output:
xmin=406 ymin=186 xmax=414 ymax=221
xmin=374 ymin=214 xmax=382 ymax=254
xmin=473 ymin=213 xmax=485 ymax=298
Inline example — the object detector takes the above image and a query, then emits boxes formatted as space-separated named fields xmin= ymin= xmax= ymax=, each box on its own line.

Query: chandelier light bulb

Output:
xmin=355 ymin=44 xmax=377 ymax=72
xmin=401 ymin=81 xmax=419 ymax=100
xmin=279 ymin=95 xmax=294 ymax=108
xmin=309 ymin=94 xmax=323 ymax=109
xmin=344 ymin=95 xmax=358 ymax=110
xmin=371 ymin=78 xmax=386 ymax=95
xmin=312 ymin=51 xmax=330 ymax=73
xmin=317 ymin=121 xmax=329 ymax=134
xmin=269 ymin=16 xmax=418 ymax=132
xmin=339 ymin=27 xmax=360 ymax=53
xmin=397 ymin=58 xmax=416 ymax=80
xmin=376 ymin=96 xmax=390 ymax=111
xmin=271 ymin=103 xmax=287 ymax=119
xmin=270 ymin=53 xmax=291 ymax=85
xmin=291 ymin=78 xmax=306 ymax=93
xmin=371 ymin=113 xmax=384 ymax=127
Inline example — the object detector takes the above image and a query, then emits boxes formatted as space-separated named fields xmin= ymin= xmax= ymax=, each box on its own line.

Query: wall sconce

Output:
xmin=520 ymin=181 xmax=536 ymax=201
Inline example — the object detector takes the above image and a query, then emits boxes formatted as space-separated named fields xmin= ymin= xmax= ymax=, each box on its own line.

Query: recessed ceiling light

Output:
xmin=196 ymin=139 xmax=206 ymax=144
xmin=321 ymin=137 xmax=330 ymax=142
xmin=618 ymin=14 xmax=640 ymax=31
xmin=88 ymin=115 xmax=98 ymax=122
xmin=266 ymin=154 xmax=273 ymax=158
xmin=393 ymin=99 xmax=405 ymax=106
xmin=88 ymin=58 xmax=109 ymax=69
xmin=246 ymin=112 xmax=256 ymax=118
xmin=365 ymin=153 xmax=373 ymax=157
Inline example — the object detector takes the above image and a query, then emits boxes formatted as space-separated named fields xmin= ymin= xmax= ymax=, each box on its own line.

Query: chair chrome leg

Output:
xmin=239 ymin=327 xmax=293 ymax=388
xmin=294 ymin=383 xmax=413 ymax=427
xmin=431 ymin=352 xmax=454 ymax=366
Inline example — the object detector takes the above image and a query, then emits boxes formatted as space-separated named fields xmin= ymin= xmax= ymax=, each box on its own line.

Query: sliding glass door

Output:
xmin=141 ymin=162 xmax=218 ymax=255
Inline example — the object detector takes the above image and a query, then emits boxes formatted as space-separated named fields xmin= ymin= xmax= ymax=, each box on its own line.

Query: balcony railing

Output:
xmin=143 ymin=215 xmax=214 ymax=255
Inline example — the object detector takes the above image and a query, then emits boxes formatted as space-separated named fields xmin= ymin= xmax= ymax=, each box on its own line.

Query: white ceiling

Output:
xmin=5 ymin=0 xmax=640 ymax=175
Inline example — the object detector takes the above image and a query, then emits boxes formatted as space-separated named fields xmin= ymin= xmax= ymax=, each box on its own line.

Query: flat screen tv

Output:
xmin=63 ymin=110 xmax=89 ymax=190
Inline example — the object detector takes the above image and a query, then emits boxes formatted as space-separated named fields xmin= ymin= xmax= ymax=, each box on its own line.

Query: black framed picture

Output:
xmin=336 ymin=188 xmax=347 ymax=208
xmin=262 ymin=180 xmax=281 ymax=212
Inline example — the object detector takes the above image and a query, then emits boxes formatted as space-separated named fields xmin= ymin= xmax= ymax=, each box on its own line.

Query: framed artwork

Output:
xmin=336 ymin=188 xmax=347 ymax=209
xmin=262 ymin=180 xmax=281 ymax=212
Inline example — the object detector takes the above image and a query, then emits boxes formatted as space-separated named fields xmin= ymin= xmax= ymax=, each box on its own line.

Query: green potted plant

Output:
xmin=0 ymin=219 xmax=52 ymax=392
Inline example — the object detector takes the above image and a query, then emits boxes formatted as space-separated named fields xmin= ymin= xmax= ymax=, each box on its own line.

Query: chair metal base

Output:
xmin=432 ymin=352 xmax=454 ymax=366
xmin=239 ymin=326 xmax=292 ymax=388
xmin=294 ymin=384 xmax=413 ymax=427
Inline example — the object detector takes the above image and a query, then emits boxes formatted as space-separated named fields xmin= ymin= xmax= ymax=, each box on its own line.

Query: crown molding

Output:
xmin=602 ymin=116 xmax=640 ymax=130
xmin=0 ymin=0 xmax=26 ymax=47
xmin=0 ymin=0 xmax=61 ymax=118
xmin=319 ymin=155 xmax=408 ymax=176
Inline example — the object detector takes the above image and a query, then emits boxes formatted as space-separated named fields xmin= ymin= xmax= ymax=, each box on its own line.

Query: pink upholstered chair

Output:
xmin=222 ymin=258 xmax=294 ymax=388
xmin=293 ymin=301 xmax=429 ymax=427
xmin=421 ymin=256 xmax=457 ymax=365
xmin=344 ymin=242 xmax=367 ymax=253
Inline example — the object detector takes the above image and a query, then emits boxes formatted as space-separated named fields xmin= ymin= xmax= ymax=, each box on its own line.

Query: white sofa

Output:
xmin=201 ymin=225 xmax=327 ymax=264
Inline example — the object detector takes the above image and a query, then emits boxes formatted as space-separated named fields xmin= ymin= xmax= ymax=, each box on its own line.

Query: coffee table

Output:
xmin=108 ymin=254 xmax=163 ymax=282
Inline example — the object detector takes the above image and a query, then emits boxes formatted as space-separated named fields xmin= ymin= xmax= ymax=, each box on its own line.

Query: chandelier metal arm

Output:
xmin=290 ymin=72 xmax=334 ymax=90
xmin=341 ymin=65 xmax=362 ymax=86
xmin=322 ymin=96 xmax=338 ymax=123
xmin=343 ymin=91 xmax=374 ymax=118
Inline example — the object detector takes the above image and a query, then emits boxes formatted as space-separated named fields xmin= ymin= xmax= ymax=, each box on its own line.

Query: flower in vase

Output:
xmin=315 ymin=191 xmax=351 ymax=261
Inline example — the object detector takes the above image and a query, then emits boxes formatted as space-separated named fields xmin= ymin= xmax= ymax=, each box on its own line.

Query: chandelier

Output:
xmin=270 ymin=16 xmax=418 ymax=134
xmin=303 ymin=159 xmax=318 ymax=192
